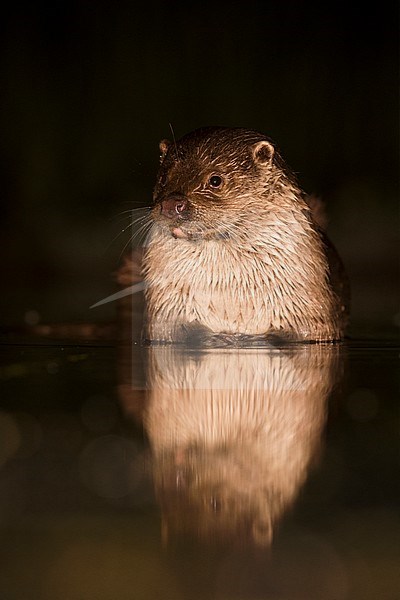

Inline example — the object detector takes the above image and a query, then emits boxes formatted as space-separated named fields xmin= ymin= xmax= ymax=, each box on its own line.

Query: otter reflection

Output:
xmin=118 ymin=344 xmax=343 ymax=547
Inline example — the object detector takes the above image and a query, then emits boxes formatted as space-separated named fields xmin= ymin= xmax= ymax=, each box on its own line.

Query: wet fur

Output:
xmin=143 ymin=127 xmax=348 ymax=343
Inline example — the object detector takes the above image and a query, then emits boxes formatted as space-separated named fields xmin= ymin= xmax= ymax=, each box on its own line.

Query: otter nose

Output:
xmin=160 ymin=195 xmax=188 ymax=219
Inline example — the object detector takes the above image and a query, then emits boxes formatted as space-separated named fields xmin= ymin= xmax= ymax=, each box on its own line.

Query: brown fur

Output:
xmin=143 ymin=127 xmax=349 ymax=343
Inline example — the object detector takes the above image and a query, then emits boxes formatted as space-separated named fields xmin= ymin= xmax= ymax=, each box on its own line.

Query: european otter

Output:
xmin=142 ymin=127 xmax=349 ymax=344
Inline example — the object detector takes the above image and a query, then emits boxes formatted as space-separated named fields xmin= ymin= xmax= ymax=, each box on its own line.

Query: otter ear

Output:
xmin=252 ymin=140 xmax=274 ymax=165
xmin=159 ymin=139 xmax=170 ymax=163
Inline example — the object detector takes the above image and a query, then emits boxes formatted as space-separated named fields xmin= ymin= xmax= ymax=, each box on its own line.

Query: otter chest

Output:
xmin=151 ymin=240 xmax=273 ymax=335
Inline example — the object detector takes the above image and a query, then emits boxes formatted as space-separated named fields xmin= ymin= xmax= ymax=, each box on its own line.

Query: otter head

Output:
xmin=151 ymin=127 xmax=294 ymax=241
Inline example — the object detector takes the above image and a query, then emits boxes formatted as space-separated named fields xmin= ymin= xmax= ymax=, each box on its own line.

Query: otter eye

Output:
xmin=208 ymin=175 xmax=223 ymax=189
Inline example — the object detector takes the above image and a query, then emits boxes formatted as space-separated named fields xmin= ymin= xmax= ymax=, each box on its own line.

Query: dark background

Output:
xmin=1 ymin=1 xmax=398 ymax=335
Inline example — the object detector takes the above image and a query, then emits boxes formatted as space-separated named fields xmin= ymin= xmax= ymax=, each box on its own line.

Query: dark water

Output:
xmin=0 ymin=333 xmax=398 ymax=600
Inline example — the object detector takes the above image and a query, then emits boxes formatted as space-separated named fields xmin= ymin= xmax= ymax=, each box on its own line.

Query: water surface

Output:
xmin=0 ymin=333 xmax=398 ymax=599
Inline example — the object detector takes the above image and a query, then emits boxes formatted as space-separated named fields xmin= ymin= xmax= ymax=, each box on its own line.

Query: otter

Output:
xmin=142 ymin=127 xmax=349 ymax=345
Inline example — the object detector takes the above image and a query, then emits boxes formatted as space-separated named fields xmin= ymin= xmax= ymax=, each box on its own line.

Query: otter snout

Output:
xmin=160 ymin=195 xmax=188 ymax=219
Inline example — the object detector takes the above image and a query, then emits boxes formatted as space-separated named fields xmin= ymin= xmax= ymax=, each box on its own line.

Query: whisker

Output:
xmin=111 ymin=212 xmax=151 ymax=230
xmin=118 ymin=219 xmax=153 ymax=260
xmin=111 ymin=206 xmax=152 ymax=221
xmin=105 ymin=211 xmax=152 ymax=254
xmin=169 ymin=122 xmax=178 ymax=157
xmin=129 ymin=219 xmax=153 ymax=248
